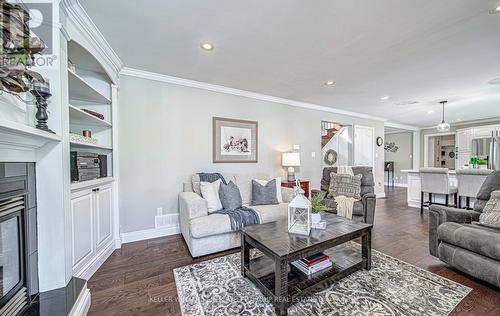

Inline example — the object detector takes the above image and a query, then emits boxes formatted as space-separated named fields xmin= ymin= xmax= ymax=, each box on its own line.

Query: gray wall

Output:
xmin=117 ymin=75 xmax=385 ymax=233
xmin=419 ymin=119 xmax=500 ymax=167
xmin=384 ymin=132 xmax=413 ymax=185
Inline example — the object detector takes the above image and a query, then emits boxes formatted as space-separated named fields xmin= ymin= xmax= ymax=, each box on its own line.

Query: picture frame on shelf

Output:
xmin=213 ymin=117 xmax=258 ymax=163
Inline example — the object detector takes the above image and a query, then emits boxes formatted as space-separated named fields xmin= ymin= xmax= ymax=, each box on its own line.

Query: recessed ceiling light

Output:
xmin=489 ymin=5 xmax=500 ymax=14
xmin=394 ymin=100 xmax=419 ymax=106
xmin=380 ymin=96 xmax=389 ymax=101
xmin=200 ymin=43 xmax=214 ymax=51
xmin=488 ymin=78 xmax=500 ymax=85
xmin=428 ymin=110 xmax=435 ymax=114
xmin=324 ymin=80 xmax=335 ymax=86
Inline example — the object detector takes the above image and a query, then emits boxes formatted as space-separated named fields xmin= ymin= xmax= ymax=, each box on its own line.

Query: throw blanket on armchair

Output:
xmin=334 ymin=166 xmax=358 ymax=219
xmin=213 ymin=207 xmax=260 ymax=231
xmin=198 ymin=172 xmax=227 ymax=184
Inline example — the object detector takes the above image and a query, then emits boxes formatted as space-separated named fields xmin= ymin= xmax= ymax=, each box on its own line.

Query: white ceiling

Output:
xmin=81 ymin=0 xmax=500 ymax=127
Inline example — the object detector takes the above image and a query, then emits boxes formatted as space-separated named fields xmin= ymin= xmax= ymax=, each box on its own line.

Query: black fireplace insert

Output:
xmin=0 ymin=163 xmax=38 ymax=315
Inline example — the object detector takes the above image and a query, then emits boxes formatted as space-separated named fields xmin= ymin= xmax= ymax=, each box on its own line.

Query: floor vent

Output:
xmin=155 ymin=213 xmax=179 ymax=229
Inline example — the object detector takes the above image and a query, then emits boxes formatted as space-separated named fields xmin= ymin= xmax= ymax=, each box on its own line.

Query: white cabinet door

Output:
xmin=456 ymin=129 xmax=472 ymax=152
xmin=95 ymin=185 xmax=113 ymax=249
xmin=473 ymin=126 xmax=495 ymax=139
xmin=457 ymin=152 xmax=471 ymax=169
xmin=70 ymin=189 xmax=94 ymax=270
xmin=354 ymin=125 xmax=375 ymax=168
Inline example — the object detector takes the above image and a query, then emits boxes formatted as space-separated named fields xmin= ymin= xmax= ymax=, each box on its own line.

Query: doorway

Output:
xmin=423 ymin=133 xmax=456 ymax=169
xmin=384 ymin=127 xmax=414 ymax=187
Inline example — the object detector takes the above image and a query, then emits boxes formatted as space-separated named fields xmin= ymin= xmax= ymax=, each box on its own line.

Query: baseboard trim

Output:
xmin=74 ymin=240 xmax=115 ymax=280
xmin=408 ymin=201 xmax=421 ymax=209
xmin=120 ymin=225 xmax=181 ymax=244
xmin=376 ymin=192 xmax=386 ymax=198
xmin=69 ymin=287 xmax=91 ymax=316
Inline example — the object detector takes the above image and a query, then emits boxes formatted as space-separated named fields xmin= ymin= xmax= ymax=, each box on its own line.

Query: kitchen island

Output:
xmin=401 ymin=169 xmax=457 ymax=208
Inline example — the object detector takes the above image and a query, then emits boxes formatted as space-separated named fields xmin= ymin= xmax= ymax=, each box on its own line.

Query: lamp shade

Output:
xmin=282 ymin=152 xmax=301 ymax=167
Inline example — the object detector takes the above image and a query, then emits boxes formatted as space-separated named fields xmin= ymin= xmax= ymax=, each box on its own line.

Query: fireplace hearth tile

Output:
xmin=22 ymin=277 xmax=86 ymax=316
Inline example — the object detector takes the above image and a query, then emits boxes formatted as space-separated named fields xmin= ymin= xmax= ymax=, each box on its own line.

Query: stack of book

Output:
xmin=291 ymin=253 xmax=332 ymax=276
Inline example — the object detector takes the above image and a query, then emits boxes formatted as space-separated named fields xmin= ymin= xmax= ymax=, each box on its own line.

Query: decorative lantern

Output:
xmin=288 ymin=187 xmax=312 ymax=235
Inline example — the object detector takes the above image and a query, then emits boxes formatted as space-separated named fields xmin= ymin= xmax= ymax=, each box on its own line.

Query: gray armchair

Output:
xmin=429 ymin=170 xmax=500 ymax=287
xmin=313 ymin=166 xmax=377 ymax=224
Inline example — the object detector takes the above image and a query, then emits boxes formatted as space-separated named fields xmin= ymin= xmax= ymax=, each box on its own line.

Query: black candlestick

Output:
xmin=30 ymin=80 xmax=55 ymax=134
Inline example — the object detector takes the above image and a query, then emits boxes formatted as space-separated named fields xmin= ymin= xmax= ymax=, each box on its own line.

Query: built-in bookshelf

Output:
xmin=67 ymin=40 xmax=115 ymax=182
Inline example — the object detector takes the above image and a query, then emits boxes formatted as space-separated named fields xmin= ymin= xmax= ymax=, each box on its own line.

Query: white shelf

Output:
xmin=71 ymin=177 xmax=114 ymax=191
xmin=70 ymin=140 xmax=112 ymax=150
xmin=0 ymin=119 xmax=61 ymax=149
xmin=69 ymin=105 xmax=112 ymax=128
xmin=68 ymin=69 xmax=111 ymax=104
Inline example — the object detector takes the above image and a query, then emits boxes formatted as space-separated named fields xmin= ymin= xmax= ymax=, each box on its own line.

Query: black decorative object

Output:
xmin=384 ymin=142 xmax=399 ymax=153
xmin=385 ymin=161 xmax=395 ymax=188
xmin=30 ymin=80 xmax=54 ymax=133
xmin=376 ymin=137 xmax=384 ymax=147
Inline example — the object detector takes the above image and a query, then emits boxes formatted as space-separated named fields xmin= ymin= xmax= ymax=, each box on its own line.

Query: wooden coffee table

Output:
xmin=240 ymin=213 xmax=372 ymax=316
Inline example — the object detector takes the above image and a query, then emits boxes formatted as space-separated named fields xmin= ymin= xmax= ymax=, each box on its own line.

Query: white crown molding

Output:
xmin=120 ymin=67 xmax=388 ymax=122
xmin=384 ymin=121 xmax=420 ymax=131
xmin=60 ymin=0 xmax=124 ymax=76
xmin=420 ymin=116 xmax=500 ymax=131
xmin=384 ymin=130 xmax=413 ymax=135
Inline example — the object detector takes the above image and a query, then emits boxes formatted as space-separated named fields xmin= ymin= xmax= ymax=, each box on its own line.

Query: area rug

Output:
xmin=173 ymin=243 xmax=471 ymax=316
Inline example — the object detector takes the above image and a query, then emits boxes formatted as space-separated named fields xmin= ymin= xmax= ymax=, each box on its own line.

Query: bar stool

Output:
xmin=420 ymin=168 xmax=458 ymax=214
xmin=456 ymin=169 xmax=492 ymax=209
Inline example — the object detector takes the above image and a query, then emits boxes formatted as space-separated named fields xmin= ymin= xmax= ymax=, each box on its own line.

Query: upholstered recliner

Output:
xmin=429 ymin=171 xmax=500 ymax=287
xmin=312 ymin=166 xmax=377 ymax=224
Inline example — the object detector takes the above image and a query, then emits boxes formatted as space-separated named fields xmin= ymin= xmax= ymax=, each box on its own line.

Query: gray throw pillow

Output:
xmin=475 ymin=171 xmax=500 ymax=212
xmin=327 ymin=173 xmax=362 ymax=199
xmin=251 ymin=179 xmax=278 ymax=206
xmin=478 ymin=190 xmax=500 ymax=229
xmin=218 ymin=181 xmax=242 ymax=210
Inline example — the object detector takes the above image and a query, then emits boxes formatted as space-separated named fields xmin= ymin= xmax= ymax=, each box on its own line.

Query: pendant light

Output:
xmin=436 ymin=100 xmax=450 ymax=132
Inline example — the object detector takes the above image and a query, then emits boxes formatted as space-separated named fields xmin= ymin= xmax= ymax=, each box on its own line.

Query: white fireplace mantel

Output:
xmin=0 ymin=119 xmax=61 ymax=162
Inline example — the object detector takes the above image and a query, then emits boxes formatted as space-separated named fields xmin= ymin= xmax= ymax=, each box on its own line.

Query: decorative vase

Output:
xmin=311 ymin=213 xmax=321 ymax=224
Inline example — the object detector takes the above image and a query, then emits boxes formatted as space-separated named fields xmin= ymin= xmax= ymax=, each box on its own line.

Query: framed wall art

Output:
xmin=213 ymin=117 xmax=258 ymax=163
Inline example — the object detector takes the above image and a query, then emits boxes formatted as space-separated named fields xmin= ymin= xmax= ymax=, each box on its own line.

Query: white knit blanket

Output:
xmin=334 ymin=166 xmax=358 ymax=219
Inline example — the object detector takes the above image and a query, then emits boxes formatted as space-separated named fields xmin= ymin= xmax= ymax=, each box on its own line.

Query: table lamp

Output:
xmin=282 ymin=152 xmax=301 ymax=181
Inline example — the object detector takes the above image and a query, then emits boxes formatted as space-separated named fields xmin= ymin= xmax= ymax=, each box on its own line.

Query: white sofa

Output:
xmin=179 ymin=173 xmax=294 ymax=257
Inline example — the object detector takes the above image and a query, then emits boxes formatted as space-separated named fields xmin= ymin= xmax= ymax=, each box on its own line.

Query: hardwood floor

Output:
xmin=88 ymin=187 xmax=500 ymax=315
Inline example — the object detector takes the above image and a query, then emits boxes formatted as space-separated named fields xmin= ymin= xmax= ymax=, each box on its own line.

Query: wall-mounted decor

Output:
xmin=376 ymin=137 xmax=384 ymax=147
xmin=323 ymin=149 xmax=338 ymax=166
xmin=384 ymin=142 xmax=399 ymax=153
xmin=213 ymin=117 xmax=258 ymax=163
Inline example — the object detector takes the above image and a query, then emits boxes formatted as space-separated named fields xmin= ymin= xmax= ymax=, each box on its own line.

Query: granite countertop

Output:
xmin=401 ymin=169 xmax=492 ymax=174
xmin=400 ymin=169 xmax=456 ymax=174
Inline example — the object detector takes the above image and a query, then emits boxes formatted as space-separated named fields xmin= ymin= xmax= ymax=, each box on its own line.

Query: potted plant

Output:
xmin=310 ymin=191 xmax=330 ymax=224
